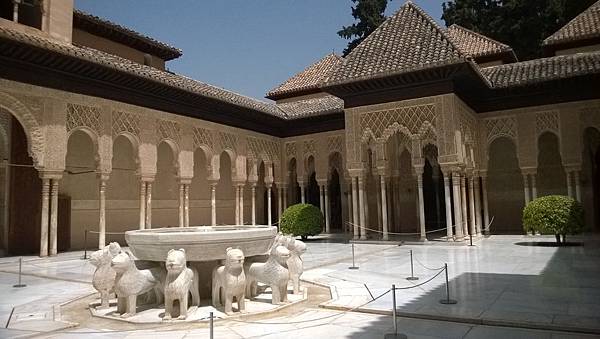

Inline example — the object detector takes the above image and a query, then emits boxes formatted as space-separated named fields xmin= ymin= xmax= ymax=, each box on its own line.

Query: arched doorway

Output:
xmin=190 ymin=148 xmax=210 ymax=225
xmin=5 ymin=114 xmax=41 ymax=254
xmin=487 ymin=137 xmax=524 ymax=234
xmin=305 ymin=156 xmax=319 ymax=207
xmin=154 ymin=141 xmax=178 ymax=227
xmin=106 ymin=135 xmax=138 ymax=245
xmin=288 ymin=158 xmax=300 ymax=205
xmin=328 ymin=152 xmax=343 ymax=232
xmin=537 ymin=132 xmax=567 ymax=196
xmin=62 ymin=129 xmax=98 ymax=250
xmin=217 ymin=152 xmax=235 ymax=225
xmin=422 ymin=144 xmax=446 ymax=233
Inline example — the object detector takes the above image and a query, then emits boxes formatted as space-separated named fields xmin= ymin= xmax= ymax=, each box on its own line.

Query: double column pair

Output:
xmin=443 ymin=171 xmax=488 ymax=241
xmin=39 ymin=174 xmax=61 ymax=257
xmin=178 ymin=180 xmax=191 ymax=228
xmin=349 ymin=174 xmax=390 ymax=240
xmin=317 ymin=181 xmax=331 ymax=234
xmin=565 ymin=169 xmax=582 ymax=202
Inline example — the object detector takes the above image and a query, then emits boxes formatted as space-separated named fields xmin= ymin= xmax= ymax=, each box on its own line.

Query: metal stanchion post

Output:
xmin=385 ymin=284 xmax=407 ymax=339
xmin=439 ymin=263 xmax=457 ymax=305
xmin=83 ymin=229 xmax=88 ymax=260
xmin=209 ymin=311 xmax=214 ymax=339
xmin=406 ymin=250 xmax=418 ymax=281
xmin=469 ymin=233 xmax=474 ymax=246
xmin=348 ymin=242 xmax=359 ymax=270
xmin=13 ymin=258 xmax=26 ymax=288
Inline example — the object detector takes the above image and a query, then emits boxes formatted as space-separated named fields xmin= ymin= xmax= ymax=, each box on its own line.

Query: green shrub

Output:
xmin=280 ymin=204 xmax=323 ymax=240
xmin=522 ymin=195 xmax=584 ymax=243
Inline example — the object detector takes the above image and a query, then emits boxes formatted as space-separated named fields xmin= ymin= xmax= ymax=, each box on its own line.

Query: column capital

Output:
xmin=520 ymin=167 xmax=537 ymax=176
xmin=347 ymin=168 xmax=364 ymax=178
xmin=139 ymin=175 xmax=155 ymax=183
xmin=39 ymin=170 xmax=63 ymax=180
xmin=178 ymin=177 xmax=192 ymax=185
xmin=317 ymin=179 xmax=328 ymax=186
xmin=97 ymin=172 xmax=110 ymax=182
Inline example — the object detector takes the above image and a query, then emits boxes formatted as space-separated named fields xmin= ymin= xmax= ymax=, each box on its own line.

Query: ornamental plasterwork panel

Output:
xmin=535 ymin=111 xmax=559 ymax=136
xmin=218 ymin=131 xmax=238 ymax=153
xmin=247 ymin=136 xmax=279 ymax=162
xmin=14 ymin=94 xmax=43 ymax=122
xmin=156 ymin=118 xmax=181 ymax=144
xmin=360 ymin=104 xmax=437 ymax=142
xmin=66 ymin=103 xmax=101 ymax=135
xmin=580 ymin=107 xmax=600 ymax=132
xmin=285 ymin=142 xmax=297 ymax=159
xmin=193 ymin=127 xmax=213 ymax=149
xmin=303 ymin=139 xmax=316 ymax=157
xmin=484 ymin=116 xmax=518 ymax=145
xmin=112 ymin=110 xmax=140 ymax=138
xmin=327 ymin=135 xmax=344 ymax=154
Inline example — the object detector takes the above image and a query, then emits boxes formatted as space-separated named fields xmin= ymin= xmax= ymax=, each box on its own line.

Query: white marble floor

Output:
xmin=0 ymin=235 xmax=599 ymax=338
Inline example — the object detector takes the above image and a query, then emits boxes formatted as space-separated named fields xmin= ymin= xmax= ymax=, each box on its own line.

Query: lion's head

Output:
xmin=225 ymin=247 xmax=244 ymax=270
xmin=166 ymin=248 xmax=187 ymax=274
xmin=111 ymin=251 xmax=134 ymax=273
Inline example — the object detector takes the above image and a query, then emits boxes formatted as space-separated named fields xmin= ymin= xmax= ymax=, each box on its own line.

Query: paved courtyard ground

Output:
xmin=0 ymin=235 xmax=599 ymax=338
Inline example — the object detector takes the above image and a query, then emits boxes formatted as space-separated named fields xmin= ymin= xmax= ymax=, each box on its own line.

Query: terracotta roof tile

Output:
xmin=446 ymin=24 xmax=516 ymax=61
xmin=481 ymin=51 xmax=600 ymax=88
xmin=267 ymin=53 xmax=343 ymax=99
xmin=277 ymin=95 xmax=344 ymax=118
xmin=543 ymin=1 xmax=600 ymax=46
xmin=326 ymin=1 xmax=465 ymax=86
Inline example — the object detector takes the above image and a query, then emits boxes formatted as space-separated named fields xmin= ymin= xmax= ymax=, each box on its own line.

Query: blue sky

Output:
xmin=75 ymin=1 xmax=445 ymax=101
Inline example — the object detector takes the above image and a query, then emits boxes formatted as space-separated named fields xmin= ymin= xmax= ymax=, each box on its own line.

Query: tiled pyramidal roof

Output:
xmin=446 ymin=24 xmax=516 ymax=61
xmin=73 ymin=9 xmax=183 ymax=61
xmin=326 ymin=1 xmax=465 ymax=86
xmin=543 ymin=0 xmax=600 ymax=47
xmin=277 ymin=95 xmax=344 ymax=118
xmin=267 ymin=53 xmax=343 ymax=99
xmin=481 ymin=51 xmax=600 ymax=88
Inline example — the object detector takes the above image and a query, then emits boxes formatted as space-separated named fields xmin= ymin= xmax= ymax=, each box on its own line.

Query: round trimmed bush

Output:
xmin=280 ymin=204 xmax=323 ymax=240
xmin=522 ymin=195 xmax=584 ymax=244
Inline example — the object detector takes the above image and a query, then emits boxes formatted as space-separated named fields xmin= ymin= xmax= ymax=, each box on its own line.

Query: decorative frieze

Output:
xmin=285 ymin=142 xmax=296 ymax=159
xmin=218 ymin=131 xmax=238 ymax=153
xmin=303 ymin=139 xmax=316 ymax=157
xmin=66 ymin=103 xmax=101 ymax=135
xmin=112 ymin=111 xmax=140 ymax=138
xmin=156 ymin=119 xmax=181 ymax=144
xmin=193 ymin=127 xmax=213 ymax=149
xmin=247 ymin=136 xmax=279 ymax=162
xmin=360 ymin=104 xmax=436 ymax=141
xmin=484 ymin=116 xmax=517 ymax=145
xmin=535 ymin=111 xmax=559 ymax=136
xmin=327 ymin=135 xmax=344 ymax=154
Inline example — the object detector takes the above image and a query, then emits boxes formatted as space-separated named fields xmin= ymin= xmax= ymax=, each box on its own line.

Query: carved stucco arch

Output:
xmin=113 ymin=132 xmax=141 ymax=173
xmin=0 ymin=92 xmax=45 ymax=168
xmin=67 ymin=127 xmax=100 ymax=170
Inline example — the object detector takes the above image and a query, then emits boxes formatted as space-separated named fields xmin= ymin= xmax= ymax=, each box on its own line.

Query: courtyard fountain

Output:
xmin=88 ymin=225 xmax=308 ymax=323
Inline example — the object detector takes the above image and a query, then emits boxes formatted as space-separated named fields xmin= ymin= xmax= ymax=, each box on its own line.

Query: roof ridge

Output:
xmin=543 ymin=0 xmax=600 ymax=45
xmin=448 ymin=24 xmax=511 ymax=50
xmin=73 ymin=9 xmax=182 ymax=58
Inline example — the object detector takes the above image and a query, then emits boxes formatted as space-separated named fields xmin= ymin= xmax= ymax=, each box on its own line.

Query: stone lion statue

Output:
xmin=89 ymin=242 xmax=121 ymax=309
xmin=163 ymin=248 xmax=200 ymax=320
xmin=112 ymin=251 xmax=165 ymax=318
xmin=284 ymin=237 xmax=306 ymax=294
xmin=245 ymin=235 xmax=291 ymax=305
xmin=212 ymin=247 xmax=246 ymax=315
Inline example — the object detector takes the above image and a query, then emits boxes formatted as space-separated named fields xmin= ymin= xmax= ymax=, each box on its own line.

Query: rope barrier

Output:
xmin=413 ymin=257 xmax=446 ymax=271
xmin=393 ymin=266 xmax=446 ymax=290
xmin=346 ymin=221 xmax=449 ymax=236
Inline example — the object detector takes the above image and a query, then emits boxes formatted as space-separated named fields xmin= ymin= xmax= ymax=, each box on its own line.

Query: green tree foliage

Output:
xmin=442 ymin=0 xmax=597 ymax=60
xmin=523 ymin=195 xmax=584 ymax=244
xmin=338 ymin=0 xmax=391 ymax=56
xmin=280 ymin=204 xmax=323 ymax=240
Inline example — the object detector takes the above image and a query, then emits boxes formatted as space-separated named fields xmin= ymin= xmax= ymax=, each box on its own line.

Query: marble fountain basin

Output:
xmin=125 ymin=225 xmax=278 ymax=262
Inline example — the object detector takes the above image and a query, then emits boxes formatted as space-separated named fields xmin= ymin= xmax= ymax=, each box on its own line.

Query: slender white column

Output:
xmin=482 ymin=175 xmax=490 ymax=232
xmin=267 ymin=185 xmax=272 ymax=226
xmin=234 ymin=185 xmax=240 ymax=225
xmin=98 ymin=175 xmax=108 ymax=248
xmin=566 ymin=171 xmax=574 ymax=198
xmin=417 ymin=173 xmax=426 ymax=241
xmin=50 ymin=179 xmax=59 ymax=256
xmin=178 ymin=183 xmax=185 ymax=228
xmin=358 ymin=176 xmax=367 ymax=240
xmin=376 ymin=178 xmax=382 ymax=231
xmin=474 ymin=176 xmax=482 ymax=235
xmin=325 ymin=185 xmax=331 ymax=234
xmin=460 ymin=175 xmax=468 ymax=237
xmin=139 ymin=180 xmax=146 ymax=230
xmin=145 ymin=182 xmax=152 ymax=229
xmin=347 ymin=185 xmax=353 ymax=234
xmin=351 ymin=177 xmax=359 ymax=239
xmin=452 ymin=173 xmax=464 ymax=240
xmin=184 ymin=184 xmax=190 ymax=227
xmin=210 ymin=183 xmax=217 ymax=226
xmin=575 ymin=171 xmax=582 ymax=202
xmin=380 ymin=175 xmax=388 ymax=240
xmin=251 ymin=184 xmax=257 ymax=225
xmin=277 ymin=187 xmax=283 ymax=221
xmin=319 ymin=184 xmax=325 ymax=214
xmin=12 ymin=2 xmax=18 ymax=23
xmin=523 ymin=173 xmax=531 ymax=204
xmin=300 ymin=184 xmax=306 ymax=204
xmin=443 ymin=172 xmax=453 ymax=241
xmin=468 ymin=176 xmax=476 ymax=237
xmin=531 ymin=174 xmax=538 ymax=199
xmin=283 ymin=186 xmax=288 ymax=208
xmin=240 ymin=185 xmax=244 ymax=225
xmin=39 ymin=178 xmax=50 ymax=257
